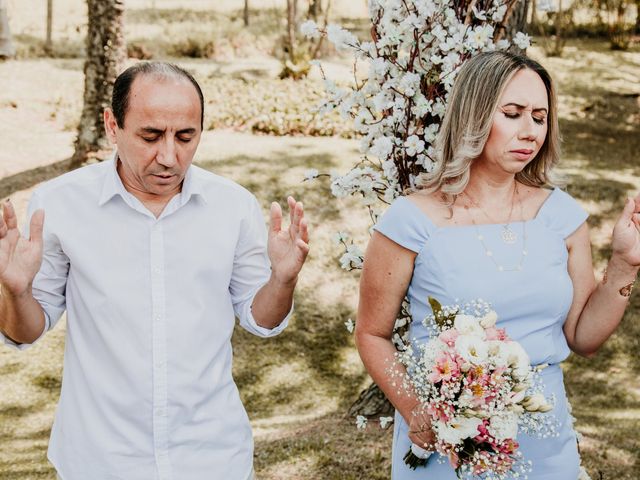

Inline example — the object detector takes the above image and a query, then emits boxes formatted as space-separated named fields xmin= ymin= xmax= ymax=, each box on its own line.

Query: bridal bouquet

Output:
xmin=396 ymin=298 xmax=558 ymax=479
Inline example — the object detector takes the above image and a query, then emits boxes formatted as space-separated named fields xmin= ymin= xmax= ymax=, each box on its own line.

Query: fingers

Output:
xmin=287 ymin=196 xmax=296 ymax=226
xmin=3 ymin=200 xmax=18 ymax=230
xmin=0 ymin=204 xmax=7 ymax=238
xmin=270 ymin=202 xmax=283 ymax=234
xmin=632 ymin=194 xmax=640 ymax=228
xmin=296 ymin=238 xmax=310 ymax=257
xmin=618 ymin=197 xmax=640 ymax=230
xmin=276 ymin=196 xmax=310 ymax=248
xmin=408 ymin=430 xmax=435 ymax=450
xmin=29 ymin=209 xmax=45 ymax=244
xmin=299 ymin=217 xmax=309 ymax=244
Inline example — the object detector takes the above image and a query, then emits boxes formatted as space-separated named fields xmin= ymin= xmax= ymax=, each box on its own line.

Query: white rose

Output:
xmin=479 ymin=310 xmax=498 ymax=328
xmin=455 ymin=335 xmax=488 ymax=364
xmin=434 ymin=416 xmax=483 ymax=445
xmin=487 ymin=411 xmax=519 ymax=441
xmin=453 ymin=314 xmax=484 ymax=337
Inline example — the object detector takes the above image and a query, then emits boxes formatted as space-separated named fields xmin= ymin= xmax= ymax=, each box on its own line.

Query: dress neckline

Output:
xmin=400 ymin=187 xmax=558 ymax=232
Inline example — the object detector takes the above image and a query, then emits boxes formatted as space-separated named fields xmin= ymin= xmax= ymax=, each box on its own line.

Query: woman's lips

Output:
xmin=510 ymin=149 xmax=534 ymax=160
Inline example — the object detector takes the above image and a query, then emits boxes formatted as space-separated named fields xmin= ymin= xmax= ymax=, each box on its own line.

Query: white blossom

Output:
xmin=326 ymin=24 xmax=358 ymax=51
xmin=344 ymin=318 xmax=355 ymax=333
xmin=356 ymin=415 xmax=368 ymax=429
xmin=379 ymin=416 xmax=394 ymax=428
xmin=513 ymin=32 xmax=532 ymax=50
xmin=472 ymin=6 xmax=487 ymax=20
xmin=404 ymin=135 xmax=425 ymax=156
xmin=339 ymin=244 xmax=364 ymax=270
xmin=300 ymin=20 xmax=321 ymax=39
xmin=467 ymin=25 xmax=495 ymax=49
xmin=492 ymin=4 xmax=508 ymax=21
xmin=370 ymin=135 xmax=394 ymax=160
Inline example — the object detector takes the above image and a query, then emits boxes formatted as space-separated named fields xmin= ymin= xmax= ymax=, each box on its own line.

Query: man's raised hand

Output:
xmin=0 ymin=201 xmax=45 ymax=297
xmin=267 ymin=196 xmax=309 ymax=285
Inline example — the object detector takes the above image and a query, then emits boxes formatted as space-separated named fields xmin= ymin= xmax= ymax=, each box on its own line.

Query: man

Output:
xmin=0 ymin=62 xmax=309 ymax=480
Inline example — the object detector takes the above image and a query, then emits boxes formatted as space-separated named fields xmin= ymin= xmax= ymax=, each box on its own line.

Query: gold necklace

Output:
xmin=464 ymin=188 xmax=528 ymax=272
xmin=464 ymin=182 xmax=519 ymax=245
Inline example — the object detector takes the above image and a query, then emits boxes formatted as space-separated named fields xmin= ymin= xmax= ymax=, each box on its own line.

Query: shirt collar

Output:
xmin=98 ymin=151 xmax=207 ymax=207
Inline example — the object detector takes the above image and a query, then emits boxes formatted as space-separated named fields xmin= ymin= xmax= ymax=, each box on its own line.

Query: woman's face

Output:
xmin=477 ymin=68 xmax=549 ymax=176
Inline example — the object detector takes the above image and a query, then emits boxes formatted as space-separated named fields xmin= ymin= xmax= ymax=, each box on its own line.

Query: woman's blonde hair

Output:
xmin=415 ymin=51 xmax=561 ymax=204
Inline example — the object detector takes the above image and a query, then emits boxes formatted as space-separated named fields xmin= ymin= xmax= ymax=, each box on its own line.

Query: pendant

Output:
xmin=501 ymin=225 xmax=517 ymax=244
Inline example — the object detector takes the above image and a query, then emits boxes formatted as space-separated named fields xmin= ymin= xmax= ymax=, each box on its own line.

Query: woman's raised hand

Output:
xmin=611 ymin=194 xmax=640 ymax=268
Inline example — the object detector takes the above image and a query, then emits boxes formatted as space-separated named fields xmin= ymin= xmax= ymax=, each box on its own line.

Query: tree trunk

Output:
xmin=635 ymin=0 xmax=640 ymax=34
xmin=308 ymin=0 xmax=322 ymax=20
xmin=286 ymin=0 xmax=297 ymax=59
xmin=72 ymin=0 xmax=125 ymax=167
xmin=503 ymin=0 xmax=531 ymax=54
xmin=243 ymin=0 xmax=249 ymax=27
xmin=0 ymin=0 xmax=15 ymax=58
xmin=529 ymin=0 xmax=538 ymax=30
xmin=348 ymin=383 xmax=395 ymax=418
xmin=45 ymin=0 xmax=53 ymax=55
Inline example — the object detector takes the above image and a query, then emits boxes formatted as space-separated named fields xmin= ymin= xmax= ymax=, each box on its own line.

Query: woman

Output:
xmin=355 ymin=51 xmax=640 ymax=479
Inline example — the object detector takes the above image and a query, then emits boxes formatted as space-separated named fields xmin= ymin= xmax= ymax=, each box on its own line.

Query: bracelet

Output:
xmin=602 ymin=267 xmax=636 ymax=298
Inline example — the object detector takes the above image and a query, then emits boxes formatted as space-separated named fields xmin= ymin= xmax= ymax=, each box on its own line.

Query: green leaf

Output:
xmin=428 ymin=296 xmax=449 ymax=329
xmin=428 ymin=296 xmax=442 ymax=316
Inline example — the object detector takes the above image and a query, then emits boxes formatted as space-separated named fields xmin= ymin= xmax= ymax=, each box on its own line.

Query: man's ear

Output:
xmin=104 ymin=108 xmax=118 ymax=144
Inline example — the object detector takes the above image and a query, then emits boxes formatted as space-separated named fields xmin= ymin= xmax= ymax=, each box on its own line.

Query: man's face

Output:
xmin=104 ymin=74 xmax=202 ymax=201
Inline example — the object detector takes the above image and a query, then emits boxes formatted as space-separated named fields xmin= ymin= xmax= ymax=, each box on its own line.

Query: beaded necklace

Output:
xmin=463 ymin=186 xmax=528 ymax=272
xmin=464 ymin=182 xmax=519 ymax=244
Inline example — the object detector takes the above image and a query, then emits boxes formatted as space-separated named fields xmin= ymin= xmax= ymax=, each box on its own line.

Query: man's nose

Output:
xmin=156 ymin=137 xmax=178 ymax=167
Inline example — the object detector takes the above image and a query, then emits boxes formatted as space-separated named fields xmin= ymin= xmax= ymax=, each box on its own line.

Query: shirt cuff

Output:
xmin=244 ymin=301 xmax=293 ymax=338
xmin=0 ymin=312 xmax=50 ymax=350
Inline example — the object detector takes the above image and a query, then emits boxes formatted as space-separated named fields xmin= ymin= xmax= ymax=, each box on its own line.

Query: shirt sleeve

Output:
xmin=1 ymin=191 xmax=69 ymax=350
xmin=373 ymin=196 xmax=433 ymax=253
xmin=229 ymin=195 xmax=291 ymax=338
xmin=544 ymin=188 xmax=589 ymax=239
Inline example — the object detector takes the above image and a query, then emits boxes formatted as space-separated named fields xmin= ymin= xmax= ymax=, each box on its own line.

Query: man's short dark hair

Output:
xmin=112 ymin=62 xmax=205 ymax=130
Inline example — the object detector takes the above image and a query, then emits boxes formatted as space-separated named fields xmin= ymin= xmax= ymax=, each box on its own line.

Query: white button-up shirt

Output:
xmin=1 ymin=158 xmax=289 ymax=480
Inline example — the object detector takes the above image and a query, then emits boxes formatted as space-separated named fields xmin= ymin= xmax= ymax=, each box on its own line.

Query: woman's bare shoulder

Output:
xmin=405 ymin=190 xmax=452 ymax=225
xmin=518 ymin=184 xmax=555 ymax=220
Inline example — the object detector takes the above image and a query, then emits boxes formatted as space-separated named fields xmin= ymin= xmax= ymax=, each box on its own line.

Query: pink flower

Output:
xmin=428 ymin=352 xmax=461 ymax=383
xmin=485 ymin=327 xmax=508 ymax=341
xmin=427 ymin=401 xmax=454 ymax=423
xmin=439 ymin=328 xmax=459 ymax=346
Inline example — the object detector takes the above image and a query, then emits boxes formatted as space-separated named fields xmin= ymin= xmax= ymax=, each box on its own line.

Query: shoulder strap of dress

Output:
xmin=373 ymin=196 xmax=435 ymax=253
xmin=537 ymin=188 xmax=589 ymax=239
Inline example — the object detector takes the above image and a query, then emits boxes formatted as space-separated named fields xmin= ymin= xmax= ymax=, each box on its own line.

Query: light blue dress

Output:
xmin=374 ymin=187 xmax=588 ymax=480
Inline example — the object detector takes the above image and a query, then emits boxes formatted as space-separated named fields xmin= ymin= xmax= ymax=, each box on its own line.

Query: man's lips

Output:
xmin=151 ymin=173 xmax=176 ymax=183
